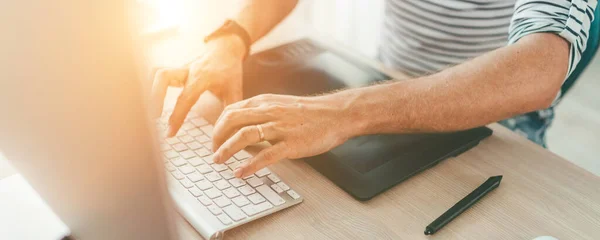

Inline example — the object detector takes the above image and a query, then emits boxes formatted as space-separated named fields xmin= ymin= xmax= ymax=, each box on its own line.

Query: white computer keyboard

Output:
xmin=156 ymin=110 xmax=302 ymax=238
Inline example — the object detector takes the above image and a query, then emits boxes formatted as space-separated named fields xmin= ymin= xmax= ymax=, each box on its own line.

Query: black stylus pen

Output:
xmin=424 ymin=175 xmax=503 ymax=235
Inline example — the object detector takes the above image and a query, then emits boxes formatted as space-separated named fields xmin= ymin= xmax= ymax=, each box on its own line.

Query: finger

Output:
xmin=151 ymin=68 xmax=188 ymax=118
xmin=212 ymin=109 xmax=272 ymax=152
xmin=167 ymin=83 xmax=206 ymax=137
xmin=234 ymin=143 xmax=288 ymax=178
xmin=213 ymin=125 xmax=263 ymax=164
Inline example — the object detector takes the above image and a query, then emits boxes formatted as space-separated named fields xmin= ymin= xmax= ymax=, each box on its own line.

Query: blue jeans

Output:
xmin=498 ymin=108 xmax=555 ymax=148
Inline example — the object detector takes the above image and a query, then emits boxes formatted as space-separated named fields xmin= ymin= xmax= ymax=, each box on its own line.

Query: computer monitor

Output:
xmin=0 ymin=1 xmax=177 ymax=239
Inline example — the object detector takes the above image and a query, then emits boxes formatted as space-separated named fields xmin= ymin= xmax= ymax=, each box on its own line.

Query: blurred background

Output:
xmin=3 ymin=0 xmax=596 ymax=175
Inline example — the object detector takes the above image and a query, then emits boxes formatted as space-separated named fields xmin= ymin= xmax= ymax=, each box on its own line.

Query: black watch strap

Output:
xmin=204 ymin=20 xmax=251 ymax=60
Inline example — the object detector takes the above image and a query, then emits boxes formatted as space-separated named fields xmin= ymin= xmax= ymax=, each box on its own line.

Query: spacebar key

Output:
xmin=256 ymin=185 xmax=286 ymax=206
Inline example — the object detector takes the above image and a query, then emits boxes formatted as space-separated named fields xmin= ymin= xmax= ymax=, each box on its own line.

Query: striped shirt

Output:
xmin=379 ymin=0 xmax=597 ymax=84
xmin=377 ymin=0 xmax=597 ymax=146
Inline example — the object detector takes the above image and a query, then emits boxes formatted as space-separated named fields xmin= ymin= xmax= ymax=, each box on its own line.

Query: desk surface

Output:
xmin=3 ymin=26 xmax=600 ymax=240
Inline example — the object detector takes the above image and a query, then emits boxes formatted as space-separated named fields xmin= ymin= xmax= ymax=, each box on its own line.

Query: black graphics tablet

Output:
xmin=242 ymin=39 xmax=492 ymax=201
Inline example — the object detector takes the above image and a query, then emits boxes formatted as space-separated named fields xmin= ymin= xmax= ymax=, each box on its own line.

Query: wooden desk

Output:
xmin=2 ymin=28 xmax=600 ymax=240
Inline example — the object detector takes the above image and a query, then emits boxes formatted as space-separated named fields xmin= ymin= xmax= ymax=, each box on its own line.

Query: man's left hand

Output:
xmin=211 ymin=94 xmax=353 ymax=178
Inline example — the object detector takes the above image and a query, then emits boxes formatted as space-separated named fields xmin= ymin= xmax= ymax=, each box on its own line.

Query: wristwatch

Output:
xmin=204 ymin=19 xmax=252 ymax=60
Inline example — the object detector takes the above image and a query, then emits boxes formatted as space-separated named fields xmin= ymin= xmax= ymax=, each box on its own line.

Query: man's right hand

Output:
xmin=151 ymin=35 xmax=247 ymax=137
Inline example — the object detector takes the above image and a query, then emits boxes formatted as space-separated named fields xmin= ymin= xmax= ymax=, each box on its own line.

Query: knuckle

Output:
xmin=263 ymin=149 xmax=279 ymax=162
xmin=267 ymin=104 xmax=284 ymax=112
xmin=239 ymin=126 xmax=254 ymax=140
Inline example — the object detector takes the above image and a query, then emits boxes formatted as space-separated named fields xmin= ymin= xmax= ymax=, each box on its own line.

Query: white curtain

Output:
xmin=304 ymin=0 xmax=385 ymax=58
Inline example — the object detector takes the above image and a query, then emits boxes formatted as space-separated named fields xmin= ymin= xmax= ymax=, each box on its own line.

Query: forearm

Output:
xmin=234 ymin=0 xmax=298 ymax=43
xmin=202 ymin=0 xmax=298 ymax=64
xmin=326 ymin=33 xmax=569 ymax=136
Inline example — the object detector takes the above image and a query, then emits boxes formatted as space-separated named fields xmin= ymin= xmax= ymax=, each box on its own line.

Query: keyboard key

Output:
xmin=205 ymin=172 xmax=222 ymax=182
xmin=207 ymin=205 xmax=222 ymax=215
xmin=195 ymin=148 xmax=211 ymax=157
xmin=176 ymin=130 xmax=186 ymax=137
xmin=179 ymin=165 xmax=195 ymax=175
xmin=214 ymin=179 xmax=231 ymax=190
xmin=172 ymin=143 xmax=188 ymax=151
xmin=231 ymin=196 xmax=250 ymax=207
xmin=255 ymin=168 xmax=271 ymax=177
xmin=191 ymin=117 xmax=208 ymax=127
xmin=187 ymin=157 xmax=204 ymax=167
xmin=220 ymin=170 xmax=234 ymax=180
xmin=204 ymin=188 xmax=223 ymax=199
xmin=277 ymin=182 xmax=290 ymax=191
xmin=181 ymin=123 xmax=195 ymax=131
xmin=223 ymin=205 xmax=246 ymax=221
xmin=225 ymin=158 xmax=236 ymax=164
xmin=238 ymin=185 xmax=256 ymax=196
xmin=234 ymin=150 xmax=252 ymax=160
xmin=287 ymin=190 xmax=301 ymax=200
xmin=227 ymin=161 xmax=242 ymax=171
xmin=246 ymin=177 xmax=263 ymax=188
xmin=165 ymin=163 xmax=176 ymax=172
xmin=242 ymin=175 xmax=254 ymax=180
xmin=241 ymin=202 xmax=273 ymax=216
xmin=270 ymin=184 xmax=283 ymax=194
xmin=160 ymin=144 xmax=171 ymax=151
xmin=197 ymin=195 xmax=212 ymax=206
xmin=165 ymin=137 xmax=180 ymax=145
xmin=171 ymin=171 xmax=185 ymax=180
xmin=217 ymin=214 xmax=232 ymax=225
xmin=195 ymin=180 xmax=213 ymax=190
xmin=187 ymin=142 xmax=203 ymax=150
xmin=256 ymin=185 xmax=285 ymax=206
xmin=195 ymin=135 xmax=210 ymax=143
xmin=214 ymin=196 xmax=232 ymax=208
xmin=187 ymin=172 xmax=204 ymax=182
xmin=247 ymin=193 xmax=266 ymax=204
xmin=187 ymin=129 xmax=203 ymax=137
xmin=223 ymin=187 xmax=240 ymax=198
xmin=170 ymin=157 xmax=187 ymax=167
xmin=164 ymin=150 xmax=179 ymax=159
xmin=180 ymin=150 xmax=196 ymax=159
xmin=179 ymin=179 xmax=194 ymax=189
xmin=200 ymin=125 xmax=214 ymax=136
xmin=211 ymin=164 xmax=228 ymax=172
xmin=188 ymin=187 xmax=203 ymax=197
xmin=203 ymin=142 xmax=213 ymax=150
xmin=267 ymin=174 xmax=280 ymax=183
xmin=229 ymin=178 xmax=246 ymax=188
xmin=178 ymin=135 xmax=195 ymax=143
xmin=196 ymin=165 xmax=213 ymax=174
xmin=202 ymin=154 xmax=215 ymax=164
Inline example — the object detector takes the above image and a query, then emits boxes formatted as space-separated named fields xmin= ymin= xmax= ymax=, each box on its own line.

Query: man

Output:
xmin=152 ymin=0 xmax=597 ymax=178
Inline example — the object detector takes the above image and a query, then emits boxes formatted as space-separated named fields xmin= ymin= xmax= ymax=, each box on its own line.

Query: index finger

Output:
xmin=234 ymin=143 xmax=288 ymax=178
xmin=167 ymin=84 xmax=206 ymax=137
xmin=150 ymin=68 xmax=188 ymax=118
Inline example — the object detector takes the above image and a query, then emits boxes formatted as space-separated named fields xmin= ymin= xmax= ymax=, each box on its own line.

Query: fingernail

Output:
xmin=212 ymin=153 xmax=220 ymax=163
xmin=166 ymin=126 xmax=176 ymax=137
xmin=234 ymin=168 xmax=243 ymax=178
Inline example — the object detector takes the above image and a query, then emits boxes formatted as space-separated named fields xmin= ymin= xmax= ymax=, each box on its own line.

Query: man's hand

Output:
xmin=211 ymin=94 xmax=354 ymax=178
xmin=151 ymin=35 xmax=246 ymax=137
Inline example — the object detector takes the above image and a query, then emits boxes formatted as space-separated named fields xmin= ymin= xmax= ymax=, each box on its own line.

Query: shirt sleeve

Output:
xmin=508 ymin=0 xmax=597 ymax=80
